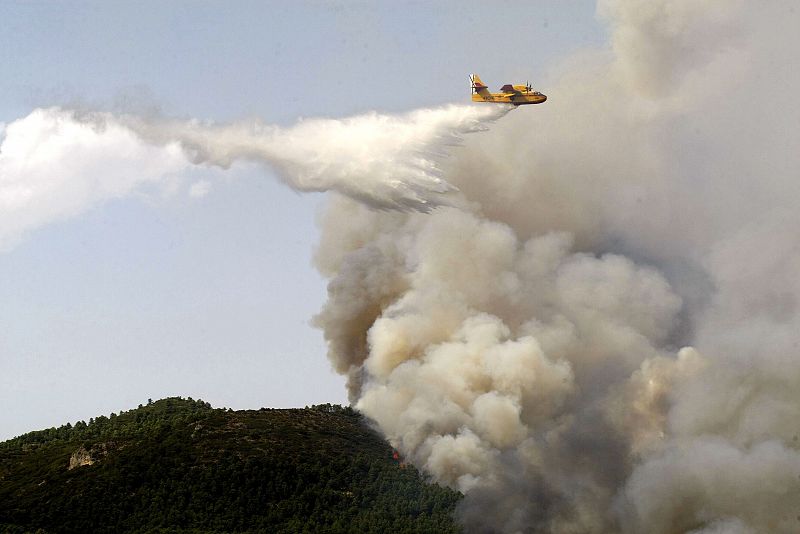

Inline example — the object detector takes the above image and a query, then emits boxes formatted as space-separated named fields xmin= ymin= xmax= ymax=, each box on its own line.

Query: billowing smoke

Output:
xmin=0 ymin=104 xmax=508 ymax=250
xmin=313 ymin=0 xmax=800 ymax=532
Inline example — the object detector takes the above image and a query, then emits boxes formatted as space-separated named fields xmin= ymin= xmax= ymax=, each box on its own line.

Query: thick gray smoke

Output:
xmin=313 ymin=0 xmax=800 ymax=532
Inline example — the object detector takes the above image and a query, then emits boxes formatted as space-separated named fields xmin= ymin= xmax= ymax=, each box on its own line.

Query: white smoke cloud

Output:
xmin=0 ymin=104 xmax=509 ymax=250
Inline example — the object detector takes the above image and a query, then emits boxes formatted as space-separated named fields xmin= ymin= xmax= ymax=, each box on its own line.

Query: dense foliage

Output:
xmin=0 ymin=398 xmax=462 ymax=533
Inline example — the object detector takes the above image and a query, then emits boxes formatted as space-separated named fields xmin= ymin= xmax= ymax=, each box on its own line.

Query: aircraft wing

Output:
xmin=500 ymin=84 xmax=521 ymax=93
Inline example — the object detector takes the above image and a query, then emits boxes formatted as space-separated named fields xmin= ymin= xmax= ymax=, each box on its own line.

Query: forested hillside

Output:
xmin=0 ymin=398 xmax=461 ymax=533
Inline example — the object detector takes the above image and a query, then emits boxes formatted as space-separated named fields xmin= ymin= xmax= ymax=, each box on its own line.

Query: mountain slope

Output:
xmin=0 ymin=398 xmax=461 ymax=533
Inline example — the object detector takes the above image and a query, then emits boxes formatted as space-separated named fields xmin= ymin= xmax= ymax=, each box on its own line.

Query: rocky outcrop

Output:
xmin=68 ymin=442 xmax=114 ymax=470
xmin=68 ymin=447 xmax=94 ymax=470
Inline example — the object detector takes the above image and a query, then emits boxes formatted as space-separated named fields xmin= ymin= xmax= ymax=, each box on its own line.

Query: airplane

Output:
xmin=470 ymin=74 xmax=547 ymax=106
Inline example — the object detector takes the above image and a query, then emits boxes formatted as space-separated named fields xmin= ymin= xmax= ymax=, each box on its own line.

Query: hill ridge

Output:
xmin=0 ymin=397 xmax=461 ymax=533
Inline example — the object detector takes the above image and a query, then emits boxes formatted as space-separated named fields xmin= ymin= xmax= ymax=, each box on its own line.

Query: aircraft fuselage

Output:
xmin=470 ymin=75 xmax=547 ymax=106
xmin=471 ymin=92 xmax=547 ymax=105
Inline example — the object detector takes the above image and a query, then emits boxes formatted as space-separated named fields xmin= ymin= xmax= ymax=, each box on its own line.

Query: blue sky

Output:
xmin=0 ymin=0 xmax=603 ymax=440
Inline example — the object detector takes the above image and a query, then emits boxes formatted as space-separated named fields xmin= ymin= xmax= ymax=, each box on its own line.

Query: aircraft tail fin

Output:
xmin=470 ymin=74 xmax=492 ymax=102
xmin=470 ymin=74 xmax=489 ymax=92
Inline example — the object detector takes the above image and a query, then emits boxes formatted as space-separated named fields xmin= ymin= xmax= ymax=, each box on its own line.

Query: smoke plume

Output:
xmin=313 ymin=0 xmax=800 ymax=532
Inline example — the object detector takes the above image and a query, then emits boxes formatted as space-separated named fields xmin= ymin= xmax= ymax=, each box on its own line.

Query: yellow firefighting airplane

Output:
xmin=470 ymin=74 xmax=547 ymax=106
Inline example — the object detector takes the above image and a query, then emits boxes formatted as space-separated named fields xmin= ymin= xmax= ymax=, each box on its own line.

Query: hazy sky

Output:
xmin=0 ymin=0 xmax=602 ymax=440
